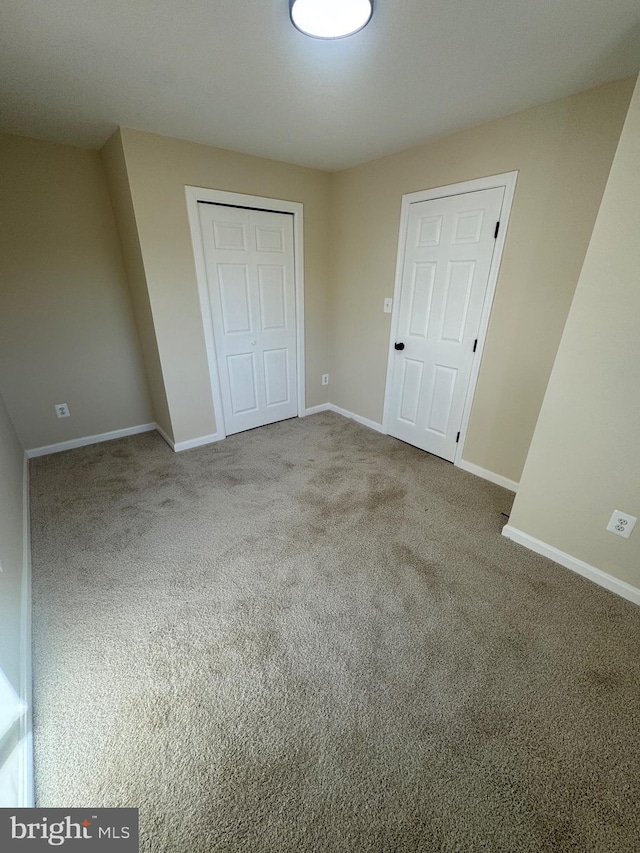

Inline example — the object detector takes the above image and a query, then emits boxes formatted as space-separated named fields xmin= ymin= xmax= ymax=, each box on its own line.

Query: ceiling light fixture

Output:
xmin=290 ymin=0 xmax=373 ymax=39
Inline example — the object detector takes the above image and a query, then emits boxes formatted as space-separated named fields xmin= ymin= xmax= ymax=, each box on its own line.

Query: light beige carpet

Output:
xmin=30 ymin=412 xmax=640 ymax=851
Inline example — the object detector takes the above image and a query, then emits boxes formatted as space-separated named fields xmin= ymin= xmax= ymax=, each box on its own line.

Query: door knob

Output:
xmin=251 ymin=340 xmax=256 ymax=346
xmin=394 ymin=342 xmax=405 ymax=351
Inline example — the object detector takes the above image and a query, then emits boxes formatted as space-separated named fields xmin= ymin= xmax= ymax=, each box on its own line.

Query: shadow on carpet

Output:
xmin=30 ymin=413 xmax=640 ymax=852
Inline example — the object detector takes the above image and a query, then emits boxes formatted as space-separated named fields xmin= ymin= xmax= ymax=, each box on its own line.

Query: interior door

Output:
xmin=199 ymin=203 xmax=297 ymax=436
xmin=387 ymin=187 xmax=505 ymax=461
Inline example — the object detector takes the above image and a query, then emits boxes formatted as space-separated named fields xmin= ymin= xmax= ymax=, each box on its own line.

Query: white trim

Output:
xmin=19 ymin=452 xmax=33 ymax=806
xmin=309 ymin=403 xmax=519 ymax=489
xmin=173 ymin=433 xmax=223 ymax=452
xmin=24 ymin=422 xmax=223 ymax=458
xmin=303 ymin=401 xmax=385 ymax=431
xmin=154 ymin=423 xmax=176 ymax=451
xmin=155 ymin=423 xmax=221 ymax=452
xmin=382 ymin=171 xmax=518 ymax=468
xmin=185 ymin=186 xmax=306 ymax=443
xmin=326 ymin=404 xmax=385 ymax=434
xmin=303 ymin=403 xmax=331 ymax=416
xmin=502 ymin=525 xmax=640 ymax=607
xmin=25 ymin=423 xmax=157 ymax=458
xmin=456 ymin=458 xmax=519 ymax=492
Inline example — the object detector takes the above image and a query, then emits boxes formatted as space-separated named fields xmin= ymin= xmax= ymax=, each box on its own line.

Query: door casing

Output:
xmin=382 ymin=172 xmax=518 ymax=465
xmin=186 ymin=187 xmax=306 ymax=442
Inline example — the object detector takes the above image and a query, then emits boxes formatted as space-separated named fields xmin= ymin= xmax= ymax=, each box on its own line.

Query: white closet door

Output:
xmin=388 ymin=187 xmax=504 ymax=461
xmin=199 ymin=204 xmax=297 ymax=436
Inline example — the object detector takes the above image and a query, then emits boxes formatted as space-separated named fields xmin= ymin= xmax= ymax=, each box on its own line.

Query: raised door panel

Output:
xmin=212 ymin=220 xmax=248 ymax=251
xmin=416 ymin=215 xmax=443 ymax=247
xmin=425 ymin=365 xmax=457 ymax=436
xmin=407 ymin=263 xmax=436 ymax=339
xmin=258 ymin=266 xmax=287 ymax=331
xmin=227 ymin=353 xmax=259 ymax=415
xmin=398 ymin=358 xmax=424 ymax=425
xmin=263 ymin=349 xmax=290 ymax=407
xmin=439 ymin=261 xmax=475 ymax=345
xmin=217 ymin=264 xmax=252 ymax=335
xmin=452 ymin=209 xmax=484 ymax=244
xmin=255 ymin=225 xmax=285 ymax=253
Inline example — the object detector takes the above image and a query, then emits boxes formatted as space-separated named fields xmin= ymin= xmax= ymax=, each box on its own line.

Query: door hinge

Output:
xmin=473 ymin=339 xmax=478 ymax=353
xmin=456 ymin=431 xmax=460 ymax=443
xmin=494 ymin=221 xmax=500 ymax=239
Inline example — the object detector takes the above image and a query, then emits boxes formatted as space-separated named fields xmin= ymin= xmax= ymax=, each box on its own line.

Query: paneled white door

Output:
xmin=199 ymin=203 xmax=297 ymax=436
xmin=387 ymin=187 xmax=505 ymax=461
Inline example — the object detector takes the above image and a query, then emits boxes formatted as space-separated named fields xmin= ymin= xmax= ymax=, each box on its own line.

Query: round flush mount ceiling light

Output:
xmin=290 ymin=0 xmax=373 ymax=39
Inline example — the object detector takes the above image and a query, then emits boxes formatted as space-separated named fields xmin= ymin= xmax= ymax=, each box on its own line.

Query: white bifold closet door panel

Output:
xmin=199 ymin=203 xmax=297 ymax=436
xmin=388 ymin=186 xmax=505 ymax=461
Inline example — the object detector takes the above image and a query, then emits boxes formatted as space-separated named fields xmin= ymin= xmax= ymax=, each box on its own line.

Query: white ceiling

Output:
xmin=1 ymin=0 xmax=639 ymax=171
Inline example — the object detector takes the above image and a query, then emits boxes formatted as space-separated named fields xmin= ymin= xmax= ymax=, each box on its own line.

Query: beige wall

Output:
xmin=0 ymin=80 xmax=633 ymax=468
xmin=0 ymin=134 xmax=153 ymax=450
xmin=508 ymin=75 xmax=640 ymax=588
xmin=329 ymin=78 xmax=635 ymax=483
xmin=0 ymin=390 xmax=25 ymax=696
xmin=101 ymin=132 xmax=173 ymax=438
xmin=117 ymin=128 xmax=331 ymax=444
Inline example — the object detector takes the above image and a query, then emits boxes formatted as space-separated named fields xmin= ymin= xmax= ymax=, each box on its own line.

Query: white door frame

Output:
xmin=382 ymin=171 xmax=518 ymax=465
xmin=185 ymin=186 xmax=305 ymax=441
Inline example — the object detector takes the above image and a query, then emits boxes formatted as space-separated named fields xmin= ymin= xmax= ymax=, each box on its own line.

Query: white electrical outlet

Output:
xmin=321 ymin=374 xmax=329 ymax=386
xmin=384 ymin=297 xmax=393 ymax=314
xmin=55 ymin=403 xmax=70 ymax=418
xmin=606 ymin=510 xmax=637 ymax=539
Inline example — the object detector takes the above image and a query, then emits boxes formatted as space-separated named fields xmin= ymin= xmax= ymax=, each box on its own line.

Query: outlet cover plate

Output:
xmin=606 ymin=510 xmax=637 ymax=539
xmin=55 ymin=403 xmax=70 ymax=418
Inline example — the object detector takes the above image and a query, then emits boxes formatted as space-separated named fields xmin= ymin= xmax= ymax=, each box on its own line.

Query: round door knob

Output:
xmin=394 ymin=342 xmax=405 ymax=351
xmin=251 ymin=340 xmax=256 ymax=346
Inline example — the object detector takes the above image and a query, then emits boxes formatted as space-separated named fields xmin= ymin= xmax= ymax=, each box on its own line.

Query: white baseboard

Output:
xmin=154 ymin=423 xmax=175 ymax=451
xmin=302 ymin=402 xmax=385 ymax=433
xmin=26 ymin=423 xmax=157 ymax=458
xmin=20 ymin=453 xmax=33 ymax=806
xmin=325 ymin=404 xmax=386 ymax=434
xmin=172 ymin=432 xmax=222 ymax=452
xmin=317 ymin=407 xmax=518 ymax=492
xmin=303 ymin=404 xmax=332 ymax=416
xmin=502 ymin=525 xmax=640 ymax=607
xmin=456 ymin=459 xmax=519 ymax=493
xmin=156 ymin=423 xmax=222 ymax=452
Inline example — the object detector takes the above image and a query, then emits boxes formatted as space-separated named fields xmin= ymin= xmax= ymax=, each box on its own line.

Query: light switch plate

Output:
xmin=384 ymin=298 xmax=392 ymax=314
